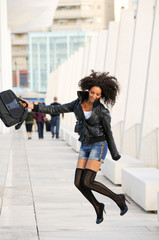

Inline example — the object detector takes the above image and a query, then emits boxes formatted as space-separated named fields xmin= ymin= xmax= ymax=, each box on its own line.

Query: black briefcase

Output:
xmin=0 ymin=89 xmax=28 ymax=130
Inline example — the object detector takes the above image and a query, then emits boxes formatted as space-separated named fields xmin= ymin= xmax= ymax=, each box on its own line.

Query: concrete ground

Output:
xmin=0 ymin=127 xmax=158 ymax=240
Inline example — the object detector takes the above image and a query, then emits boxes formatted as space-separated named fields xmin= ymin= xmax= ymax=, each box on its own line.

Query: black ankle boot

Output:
xmin=118 ymin=194 xmax=129 ymax=216
xmin=96 ymin=203 xmax=106 ymax=224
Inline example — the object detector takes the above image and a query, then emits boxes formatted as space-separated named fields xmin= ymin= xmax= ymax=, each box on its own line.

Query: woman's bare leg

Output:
xmin=85 ymin=159 xmax=102 ymax=172
xmin=76 ymin=158 xmax=87 ymax=169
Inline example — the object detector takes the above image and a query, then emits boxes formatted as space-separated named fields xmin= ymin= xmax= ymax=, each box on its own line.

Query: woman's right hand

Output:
xmin=21 ymin=99 xmax=34 ymax=110
xmin=27 ymin=101 xmax=34 ymax=110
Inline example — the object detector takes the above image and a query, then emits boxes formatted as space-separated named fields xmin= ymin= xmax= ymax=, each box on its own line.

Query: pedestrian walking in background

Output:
xmin=23 ymin=71 xmax=129 ymax=224
xmin=25 ymin=109 xmax=35 ymax=139
xmin=50 ymin=97 xmax=64 ymax=139
xmin=34 ymin=103 xmax=46 ymax=139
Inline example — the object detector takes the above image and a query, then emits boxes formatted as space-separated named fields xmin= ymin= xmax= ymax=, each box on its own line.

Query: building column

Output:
xmin=0 ymin=0 xmax=12 ymax=133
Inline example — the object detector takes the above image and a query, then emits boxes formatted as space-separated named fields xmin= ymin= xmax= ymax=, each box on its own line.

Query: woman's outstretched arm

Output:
xmin=22 ymin=99 xmax=78 ymax=115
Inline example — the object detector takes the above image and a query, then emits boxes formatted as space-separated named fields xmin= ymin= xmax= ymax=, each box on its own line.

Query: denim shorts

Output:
xmin=78 ymin=141 xmax=108 ymax=163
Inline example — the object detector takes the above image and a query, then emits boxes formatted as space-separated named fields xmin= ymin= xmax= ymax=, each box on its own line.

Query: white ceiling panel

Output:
xmin=7 ymin=0 xmax=59 ymax=32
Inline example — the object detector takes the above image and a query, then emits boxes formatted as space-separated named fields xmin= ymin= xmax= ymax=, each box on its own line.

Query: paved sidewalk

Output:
xmin=0 ymin=128 xmax=158 ymax=240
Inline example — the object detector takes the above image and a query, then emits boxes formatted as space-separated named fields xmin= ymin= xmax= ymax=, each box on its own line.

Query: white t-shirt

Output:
xmin=84 ymin=110 xmax=92 ymax=120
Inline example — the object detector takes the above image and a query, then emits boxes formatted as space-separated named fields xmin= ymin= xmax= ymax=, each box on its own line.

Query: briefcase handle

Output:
xmin=18 ymin=98 xmax=28 ymax=108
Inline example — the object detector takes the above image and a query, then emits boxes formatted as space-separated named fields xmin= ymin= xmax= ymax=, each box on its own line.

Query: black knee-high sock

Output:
xmin=74 ymin=168 xmax=104 ymax=217
xmin=82 ymin=169 xmax=126 ymax=210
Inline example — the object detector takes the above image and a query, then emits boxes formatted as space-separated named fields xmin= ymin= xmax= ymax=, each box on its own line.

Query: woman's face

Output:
xmin=88 ymin=86 xmax=102 ymax=103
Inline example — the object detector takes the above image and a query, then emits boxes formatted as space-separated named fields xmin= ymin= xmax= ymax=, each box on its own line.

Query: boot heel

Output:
xmin=103 ymin=207 xmax=106 ymax=214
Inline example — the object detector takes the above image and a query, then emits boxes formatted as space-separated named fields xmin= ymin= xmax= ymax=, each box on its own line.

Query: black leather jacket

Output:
xmin=33 ymin=91 xmax=120 ymax=160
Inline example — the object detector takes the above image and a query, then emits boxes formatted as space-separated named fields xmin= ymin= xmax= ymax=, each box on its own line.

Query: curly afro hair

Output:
xmin=78 ymin=70 xmax=120 ymax=107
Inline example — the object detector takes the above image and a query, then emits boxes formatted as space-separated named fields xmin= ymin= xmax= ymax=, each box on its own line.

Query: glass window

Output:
xmin=49 ymin=38 xmax=55 ymax=72
xmin=50 ymin=37 xmax=67 ymax=70
xmin=40 ymin=70 xmax=47 ymax=91
xmin=20 ymin=71 xmax=28 ymax=87
xmin=29 ymin=32 xmax=87 ymax=92
xmin=69 ymin=35 xmax=85 ymax=55
xmin=31 ymin=43 xmax=38 ymax=91
xmin=33 ymin=71 xmax=38 ymax=91
xmin=55 ymin=42 xmax=67 ymax=68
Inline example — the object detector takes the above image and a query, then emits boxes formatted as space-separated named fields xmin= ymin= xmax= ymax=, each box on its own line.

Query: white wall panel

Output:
xmin=86 ymin=36 xmax=98 ymax=76
xmin=103 ymin=21 xmax=119 ymax=75
xmin=45 ymin=69 xmax=58 ymax=105
xmin=112 ymin=9 xmax=134 ymax=126
xmin=67 ymin=51 xmax=79 ymax=128
xmin=57 ymin=63 xmax=68 ymax=104
xmin=124 ymin=0 xmax=154 ymax=130
xmin=140 ymin=0 xmax=159 ymax=136
xmin=71 ymin=47 xmax=84 ymax=100
xmin=61 ymin=55 xmax=74 ymax=128
xmin=139 ymin=0 xmax=159 ymax=167
xmin=110 ymin=9 xmax=135 ymax=151
xmin=94 ymin=30 xmax=107 ymax=72
xmin=81 ymin=42 xmax=90 ymax=78
xmin=122 ymin=0 xmax=154 ymax=157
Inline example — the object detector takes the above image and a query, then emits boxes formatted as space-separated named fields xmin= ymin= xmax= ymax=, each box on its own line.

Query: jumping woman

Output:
xmin=24 ymin=71 xmax=129 ymax=224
